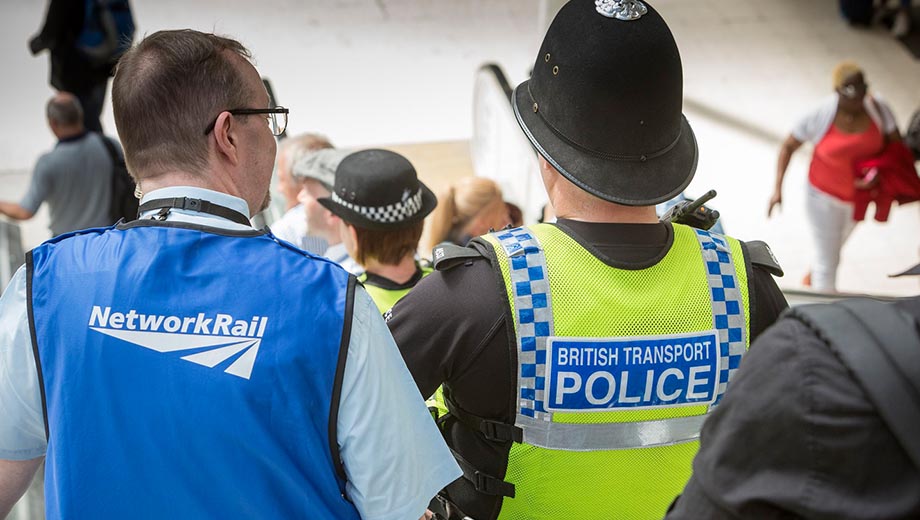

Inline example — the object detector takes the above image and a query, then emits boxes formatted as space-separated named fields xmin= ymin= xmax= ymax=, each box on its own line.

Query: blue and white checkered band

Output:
xmin=331 ymin=188 xmax=424 ymax=224
xmin=493 ymin=227 xmax=554 ymax=422
xmin=693 ymin=229 xmax=746 ymax=407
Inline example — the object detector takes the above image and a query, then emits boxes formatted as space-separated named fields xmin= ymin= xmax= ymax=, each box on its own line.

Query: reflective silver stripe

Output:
xmin=693 ymin=230 xmax=747 ymax=408
xmin=518 ymin=413 xmax=708 ymax=451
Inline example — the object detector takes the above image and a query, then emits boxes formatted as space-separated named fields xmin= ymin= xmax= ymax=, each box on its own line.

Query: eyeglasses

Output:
xmin=204 ymin=106 xmax=289 ymax=136
xmin=839 ymin=83 xmax=868 ymax=99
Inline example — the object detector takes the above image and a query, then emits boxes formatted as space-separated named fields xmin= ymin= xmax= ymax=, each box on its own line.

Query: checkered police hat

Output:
xmin=318 ymin=149 xmax=437 ymax=230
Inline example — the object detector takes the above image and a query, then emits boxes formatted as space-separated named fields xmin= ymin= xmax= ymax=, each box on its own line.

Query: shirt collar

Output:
xmin=139 ymin=186 xmax=253 ymax=231
xmin=57 ymin=131 xmax=89 ymax=145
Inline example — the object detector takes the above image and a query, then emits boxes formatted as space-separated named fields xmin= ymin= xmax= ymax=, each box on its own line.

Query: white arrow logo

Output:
xmin=90 ymin=328 xmax=262 ymax=380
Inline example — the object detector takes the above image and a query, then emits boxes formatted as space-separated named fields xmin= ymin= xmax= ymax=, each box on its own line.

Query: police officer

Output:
xmin=319 ymin=149 xmax=438 ymax=314
xmin=0 ymin=30 xmax=459 ymax=519
xmin=387 ymin=1 xmax=788 ymax=518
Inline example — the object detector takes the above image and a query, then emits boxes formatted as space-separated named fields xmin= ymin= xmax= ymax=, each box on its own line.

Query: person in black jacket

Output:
xmin=667 ymin=287 xmax=920 ymax=519
xmin=29 ymin=0 xmax=133 ymax=132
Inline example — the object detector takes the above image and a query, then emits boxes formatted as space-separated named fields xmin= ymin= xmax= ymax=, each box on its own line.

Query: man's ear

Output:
xmin=212 ymin=112 xmax=240 ymax=166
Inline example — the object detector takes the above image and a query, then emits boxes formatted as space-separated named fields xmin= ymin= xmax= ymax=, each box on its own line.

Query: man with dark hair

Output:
xmin=319 ymin=149 xmax=437 ymax=313
xmin=0 ymin=92 xmax=118 ymax=237
xmin=0 ymin=29 xmax=458 ymax=519
xmin=386 ymin=1 xmax=787 ymax=519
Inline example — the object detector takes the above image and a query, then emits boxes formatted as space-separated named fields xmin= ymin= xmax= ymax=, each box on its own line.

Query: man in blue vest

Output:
xmin=387 ymin=1 xmax=788 ymax=519
xmin=0 ymin=29 xmax=459 ymax=519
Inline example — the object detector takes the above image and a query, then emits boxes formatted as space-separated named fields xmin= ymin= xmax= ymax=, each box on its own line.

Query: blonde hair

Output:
xmin=832 ymin=61 xmax=863 ymax=90
xmin=426 ymin=177 xmax=503 ymax=250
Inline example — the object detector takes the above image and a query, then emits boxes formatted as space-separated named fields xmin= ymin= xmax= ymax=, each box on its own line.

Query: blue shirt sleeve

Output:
xmin=337 ymin=287 xmax=461 ymax=520
xmin=0 ymin=266 xmax=47 ymax=461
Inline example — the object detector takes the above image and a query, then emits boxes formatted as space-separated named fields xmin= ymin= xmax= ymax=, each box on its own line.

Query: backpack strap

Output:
xmin=787 ymin=299 xmax=920 ymax=469
xmin=442 ymin=389 xmax=523 ymax=444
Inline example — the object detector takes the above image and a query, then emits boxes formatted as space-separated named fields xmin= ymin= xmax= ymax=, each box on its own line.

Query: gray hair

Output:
xmin=279 ymin=134 xmax=333 ymax=171
xmin=46 ymin=94 xmax=83 ymax=127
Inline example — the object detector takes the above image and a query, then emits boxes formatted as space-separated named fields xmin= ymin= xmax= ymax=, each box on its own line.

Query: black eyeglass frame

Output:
xmin=203 ymin=106 xmax=289 ymax=136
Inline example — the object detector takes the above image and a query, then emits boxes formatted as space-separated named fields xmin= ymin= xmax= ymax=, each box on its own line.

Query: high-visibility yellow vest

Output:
xmin=359 ymin=265 xmax=433 ymax=314
xmin=463 ymin=223 xmax=751 ymax=520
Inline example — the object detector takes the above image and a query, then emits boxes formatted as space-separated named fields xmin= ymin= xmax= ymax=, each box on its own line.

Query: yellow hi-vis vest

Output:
xmin=469 ymin=223 xmax=750 ymax=520
xmin=359 ymin=265 xmax=433 ymax=314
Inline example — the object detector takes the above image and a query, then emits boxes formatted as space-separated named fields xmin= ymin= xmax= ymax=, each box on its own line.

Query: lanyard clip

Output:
xmin=153 ymin=207 xmax=170 ymax=221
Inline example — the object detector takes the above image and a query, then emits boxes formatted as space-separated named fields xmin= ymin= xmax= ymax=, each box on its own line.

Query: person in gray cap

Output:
xmin=290 ymin=147 xmax=362 ymax=274
xmin=269 ymin=133 xmax=334 ymax=254
xmin=386 ymin=1 xmax=788 ymax=518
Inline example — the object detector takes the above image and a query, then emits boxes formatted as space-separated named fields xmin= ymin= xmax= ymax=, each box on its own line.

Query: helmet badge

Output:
xmin=595 ymin=0 xmax=648 ymax=21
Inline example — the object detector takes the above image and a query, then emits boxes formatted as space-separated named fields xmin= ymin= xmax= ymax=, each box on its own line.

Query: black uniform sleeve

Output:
xmin=387 ymin=255 xmax=515 ymax=520
xmin=748 ymin=266 xmax=788 ymax=342
xmin=666 ymin=316 xmax=920 ymax=519
xmin=387 ymin=257 xmax=510 ymax=402
xmin=741 ymin=240 xmax=788 ymax=342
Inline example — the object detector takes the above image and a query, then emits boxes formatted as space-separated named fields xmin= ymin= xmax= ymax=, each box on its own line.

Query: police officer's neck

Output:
xmin=363 ymin=255 xmax=418 ymax=285
xmin=542 ymin=161 xmax=658 ymax=224
xmin=553 ymin=199 xmax=658 ymax=224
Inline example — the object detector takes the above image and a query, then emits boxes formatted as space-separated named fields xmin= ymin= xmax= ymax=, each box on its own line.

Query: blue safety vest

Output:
xmin=28 ymin=221 xmax=360 ymax=519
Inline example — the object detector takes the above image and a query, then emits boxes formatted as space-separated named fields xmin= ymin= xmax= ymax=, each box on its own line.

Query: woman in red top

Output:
xmin=769 ymin=62 xmax=900 ymax=292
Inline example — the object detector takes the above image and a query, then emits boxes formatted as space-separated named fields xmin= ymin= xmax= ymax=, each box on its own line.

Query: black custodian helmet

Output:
xmin=513 ymin=0 xmax=698 ymax=206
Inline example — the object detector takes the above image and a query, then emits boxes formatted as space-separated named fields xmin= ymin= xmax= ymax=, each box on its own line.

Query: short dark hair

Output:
xmin=46 ymin=95 xmax=83 ymax=127
xmin=353 ymin=221 xmax=424 ymax=266
xmin=112 ymin=30 xmax=253 ymax=180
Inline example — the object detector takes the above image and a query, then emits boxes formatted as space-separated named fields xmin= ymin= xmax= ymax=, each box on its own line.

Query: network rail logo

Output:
xmin=88 ymin=306 xmax=268 ymax=380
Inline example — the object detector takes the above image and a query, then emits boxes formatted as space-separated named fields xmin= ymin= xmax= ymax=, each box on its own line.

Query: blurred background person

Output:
xmin=319 ymin=149 xmax=437 ymax=313
xmin=28 ymin=0 xmax=134 ymax=132
xmin=769 ymin=61 xmax=900 ymax=292
xmin=0 ymin=93 xmax=118 ymax=237
xmin=290 ymin=147 xmax=362 ymax=274
xmin=424 ymin=176 xmax=512 ymax=252
xmin=270 ymin=132 xmax=333 ymax=254
xmin=840 ymin=0 xmax=913 ymax=36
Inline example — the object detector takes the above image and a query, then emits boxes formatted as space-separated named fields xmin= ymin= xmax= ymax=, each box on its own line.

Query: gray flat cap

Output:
xmin=291 ymin=148 xmax=352 ymax=190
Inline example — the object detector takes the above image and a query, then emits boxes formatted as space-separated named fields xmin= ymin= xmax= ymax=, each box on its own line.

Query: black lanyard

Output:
xmin=138 ymin=197 xmax=251 ymax=226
